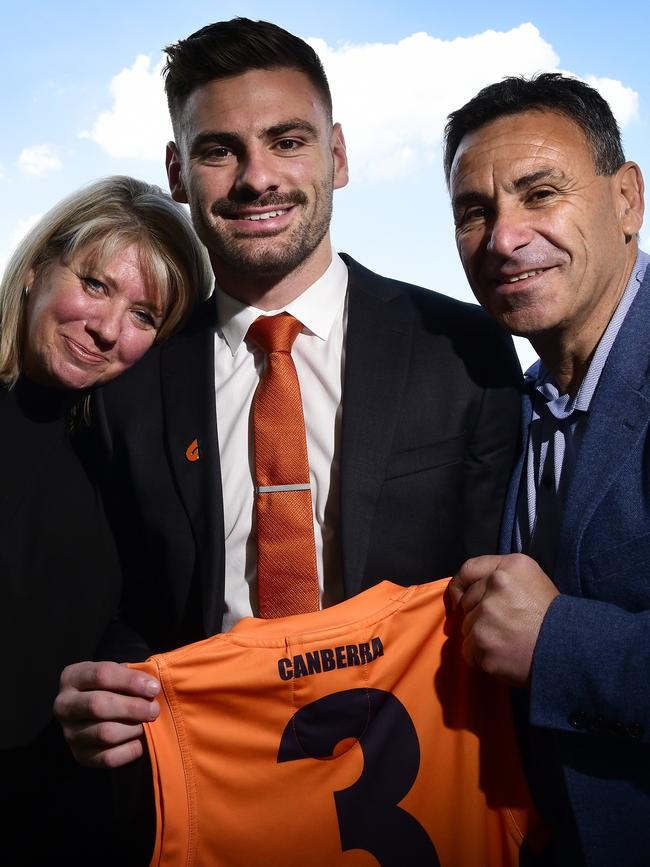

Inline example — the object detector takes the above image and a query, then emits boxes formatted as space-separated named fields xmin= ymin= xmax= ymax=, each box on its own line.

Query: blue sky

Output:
xmin=3 ymin=1 xmax=648 ymax=368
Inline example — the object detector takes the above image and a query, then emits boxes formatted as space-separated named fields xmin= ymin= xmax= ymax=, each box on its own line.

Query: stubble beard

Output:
xmin=192 ymin=179 xmax=334 ymax=278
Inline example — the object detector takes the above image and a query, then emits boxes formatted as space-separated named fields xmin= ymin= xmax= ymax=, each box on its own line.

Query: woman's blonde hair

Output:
xmin=0 ymin=175 xmax=213 ymax=386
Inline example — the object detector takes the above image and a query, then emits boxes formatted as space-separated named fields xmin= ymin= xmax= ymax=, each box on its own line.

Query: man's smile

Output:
xmin=239 ymin=209 xmax=289 ymax=221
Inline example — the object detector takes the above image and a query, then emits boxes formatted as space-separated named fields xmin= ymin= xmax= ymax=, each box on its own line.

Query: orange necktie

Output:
xmin=247 ymin=314 xmax=319 ymax=618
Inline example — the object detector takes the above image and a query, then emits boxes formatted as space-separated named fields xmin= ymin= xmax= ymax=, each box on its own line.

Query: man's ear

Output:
xmin=331 ymin=123 xmax=349 ymax=191
xmin=166 ymin=142 xmax=188 ymax=203
xmin=615 ymin=161 xmax=644 ymax=239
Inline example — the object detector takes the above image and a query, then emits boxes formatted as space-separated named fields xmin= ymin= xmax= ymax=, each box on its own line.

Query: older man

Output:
xmin=55 ymin=18 xmax=519 ymax=775
xmin=445 ymin=73 xmax=648 ymax=866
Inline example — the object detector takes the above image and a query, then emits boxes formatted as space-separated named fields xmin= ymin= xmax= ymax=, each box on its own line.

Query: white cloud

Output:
xmin=311 ymin=23 xmax=560 ymax=182
xmin=584 ymin=76 xmax=639 ymax=127
xmin=11 ymin=213 xmax=42 ymax=245
xmin=17 ymin=144 xmax=61 ymax=176
xmin=80 ymin=54 xmax=171 ymax=159
xmin=82 ymin=24 xmax=640 ymax=185
xmin=0 ymin=214 xmax=43 ymax=284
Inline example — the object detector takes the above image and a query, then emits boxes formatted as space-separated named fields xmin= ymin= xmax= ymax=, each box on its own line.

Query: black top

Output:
xmin=0 ymin=379 xmax=123 ymax=864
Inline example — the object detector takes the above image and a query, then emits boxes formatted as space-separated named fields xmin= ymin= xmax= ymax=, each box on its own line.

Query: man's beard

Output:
xmin=192 ymin=183 xmax=333 ymax=277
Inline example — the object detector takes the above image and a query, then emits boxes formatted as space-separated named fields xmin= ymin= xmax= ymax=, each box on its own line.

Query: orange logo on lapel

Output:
xmin=186 ymin=438 xmax=200 ymax=462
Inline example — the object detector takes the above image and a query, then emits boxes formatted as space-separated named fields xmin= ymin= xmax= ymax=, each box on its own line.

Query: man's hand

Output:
xmin=53 ymin=661 xmax=160 ymax=768
xmin=446 ymin=553 xmax=559 ymax=687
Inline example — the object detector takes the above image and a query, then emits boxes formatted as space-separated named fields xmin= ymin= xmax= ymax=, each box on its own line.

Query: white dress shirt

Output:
xmin=215 ymin=251 xmax=349 ymax=631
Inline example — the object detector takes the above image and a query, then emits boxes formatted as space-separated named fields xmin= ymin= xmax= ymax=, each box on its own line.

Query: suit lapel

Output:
xmin=339 ymin=257 xmax=415 ymax=596
xmin=160 ymin=295 xmax=226 ymax=636
xmin=557 ymin=269 xmax=650 ymax=594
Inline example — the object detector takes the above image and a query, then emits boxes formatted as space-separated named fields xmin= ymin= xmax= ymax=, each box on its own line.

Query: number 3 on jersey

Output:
xmin=277 ymin=688 xmax=440 ymax=866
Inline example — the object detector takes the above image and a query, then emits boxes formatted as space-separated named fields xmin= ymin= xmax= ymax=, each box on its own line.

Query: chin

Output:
xmin=52 ymin=364 xmax=104 ymax=392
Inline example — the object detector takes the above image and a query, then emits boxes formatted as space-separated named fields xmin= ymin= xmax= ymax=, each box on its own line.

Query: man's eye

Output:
xmin=529 ymin=188 xmax=555 ymax=203
xmin=203 ymin=146 xmax=232 ymax=161
xmin=276 ymin=139 xmax=300 ymax=151
xmin=456 ymin=207 xmax=487 ymax=227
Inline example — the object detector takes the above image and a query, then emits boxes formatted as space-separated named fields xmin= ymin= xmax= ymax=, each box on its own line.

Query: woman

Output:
xmin=0 ymin=176 xmax=212 ymax=864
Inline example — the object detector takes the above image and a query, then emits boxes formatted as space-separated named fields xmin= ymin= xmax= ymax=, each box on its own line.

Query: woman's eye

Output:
xmin=132 ymin=309 xmax=157 ymax=329
xmin=82 ymin=276 xmax=106 ymax=294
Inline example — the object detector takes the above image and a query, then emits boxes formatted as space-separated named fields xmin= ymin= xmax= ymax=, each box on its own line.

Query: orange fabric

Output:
xmin=247 ymin=314 xmax=319 ymax=617
xmin=132 ymin=580 xmax=546 ymax=867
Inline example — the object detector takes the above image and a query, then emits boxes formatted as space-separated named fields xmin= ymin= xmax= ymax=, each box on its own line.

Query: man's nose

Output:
xmin=486 ymin=208 xmax=535 ymax=258
xmin=234 ymin=147 xmax=280 ymax=198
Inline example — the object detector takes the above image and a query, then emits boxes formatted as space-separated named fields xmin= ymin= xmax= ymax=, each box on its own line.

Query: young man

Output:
xmin=56 ymin=18 xmax=520 ymax=772
xmin=445 ymin=73 xmax=648 ymax=866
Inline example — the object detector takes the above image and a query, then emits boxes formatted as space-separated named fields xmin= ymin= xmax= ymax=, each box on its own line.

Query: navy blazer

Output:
xmin=500 ymin=267 xmax=650 ymax=866
xmin=96 ymin=255 xmax=521 ymax=658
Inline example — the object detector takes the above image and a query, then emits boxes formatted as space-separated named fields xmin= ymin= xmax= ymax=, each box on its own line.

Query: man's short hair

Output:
xmin=443 ymin=72 xmax=626 ymax=185
xmin=163 ymin=17 xmax=333 ymax=134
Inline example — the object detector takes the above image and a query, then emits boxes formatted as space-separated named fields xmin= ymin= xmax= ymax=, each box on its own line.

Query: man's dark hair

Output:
xmin=443 ymin=72 xmax=625 ymax=185
xmin=163 ymin=17 xmax=333 ymax=131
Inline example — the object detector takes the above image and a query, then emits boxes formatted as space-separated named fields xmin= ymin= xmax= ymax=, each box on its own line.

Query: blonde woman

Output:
xmin=0 ymin=175 xmax=212 ymax=864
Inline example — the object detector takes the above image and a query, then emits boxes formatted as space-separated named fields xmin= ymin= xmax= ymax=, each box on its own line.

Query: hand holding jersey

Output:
xmin=447 ymin=554 xmax=560 ymax=687
xmin=55 ymin=661 xmax=160 ymax=768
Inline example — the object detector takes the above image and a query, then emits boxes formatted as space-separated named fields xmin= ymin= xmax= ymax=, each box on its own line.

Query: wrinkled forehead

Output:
xmin=449 ymin=110 xmax=594 ymax=193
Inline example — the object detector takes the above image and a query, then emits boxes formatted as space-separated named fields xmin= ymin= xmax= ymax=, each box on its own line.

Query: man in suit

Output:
xmin=55 ymin=18 xmax=520 ymax=771
xmin=444 ymin=73 xmax=648 ymax=866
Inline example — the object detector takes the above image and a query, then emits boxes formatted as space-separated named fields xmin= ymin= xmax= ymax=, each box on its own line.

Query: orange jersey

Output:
xmin=131 ymin=580 xmax=544 ymax=867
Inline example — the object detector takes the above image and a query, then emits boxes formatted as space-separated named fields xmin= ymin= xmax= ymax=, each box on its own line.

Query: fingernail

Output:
xmin=145 ymin=680 xmax=160 ymax=697
xmin=149 ymin=701 xmax=160 ymax=720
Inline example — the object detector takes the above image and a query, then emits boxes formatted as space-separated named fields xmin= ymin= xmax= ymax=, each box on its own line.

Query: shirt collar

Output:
xmin=216 ymin=251 xmax=349 ymax=357
xmin=525 ymin=249 xmax=650 ymax=418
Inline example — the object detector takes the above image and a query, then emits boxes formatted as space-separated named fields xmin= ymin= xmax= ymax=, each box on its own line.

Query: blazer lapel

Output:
xmin=339 ymin=257 xmax=416 ymax=596
xmin=160 ymin=296 xmax=226 ymax=636
xmin=557 ymin=269 xmax=650 ymax=594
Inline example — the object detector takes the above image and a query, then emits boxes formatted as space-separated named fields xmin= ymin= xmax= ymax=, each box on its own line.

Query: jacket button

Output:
xmin=569 ymin=710 xmax=588 ymax=729
xmin=627 ymin=723 xmax=644 ymax=739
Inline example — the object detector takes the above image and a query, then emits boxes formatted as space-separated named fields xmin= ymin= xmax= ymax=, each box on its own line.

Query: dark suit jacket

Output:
xmin=500 ymin=267 xmax=650 ymax=866
xmin=97 ymin=255 xmax=521 ymax=658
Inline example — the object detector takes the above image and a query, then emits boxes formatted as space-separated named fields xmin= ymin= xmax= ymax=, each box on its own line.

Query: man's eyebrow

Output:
xmin=512 ymin=168 xmax=566 ymax=191
xmin=189 ymin=131 xmax=241 ymax=154
xmin=188 ymin=121 xmax=319 ymax=154
xmin=262 ymin=119 xmax=319 ymax=139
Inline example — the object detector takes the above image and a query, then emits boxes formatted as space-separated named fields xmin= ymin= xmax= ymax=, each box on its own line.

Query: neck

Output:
xmin=530 ymin=339 xmax=589 ymax=398
xmin=531 ymin=247 xmax=638 ymax=397
xmin=212 ymin=237 xmax=333 ymax=311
